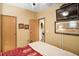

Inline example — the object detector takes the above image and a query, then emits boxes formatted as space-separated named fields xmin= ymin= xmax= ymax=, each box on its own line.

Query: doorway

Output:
xmin=39 ymin=18 xmax=45 ymax=42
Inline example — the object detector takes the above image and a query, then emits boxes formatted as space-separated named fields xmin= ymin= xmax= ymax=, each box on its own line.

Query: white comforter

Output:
xmin=29 ymin=41 xmax=77 ymax=56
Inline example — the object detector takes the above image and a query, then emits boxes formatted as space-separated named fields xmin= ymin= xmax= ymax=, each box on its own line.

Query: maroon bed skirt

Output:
xmin=0 ymin=45 xmax=42 ymax=56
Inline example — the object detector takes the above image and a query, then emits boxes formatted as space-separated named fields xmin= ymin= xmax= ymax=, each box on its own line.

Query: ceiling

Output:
xmin=9 ymin=3 xmax=54 ymax=12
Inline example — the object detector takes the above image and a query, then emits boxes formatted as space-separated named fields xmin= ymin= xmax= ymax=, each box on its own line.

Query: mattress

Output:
xmin=29 ymin=41 xmax=77 ymax=56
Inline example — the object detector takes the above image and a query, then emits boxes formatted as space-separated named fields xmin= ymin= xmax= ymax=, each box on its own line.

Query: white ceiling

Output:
xmin=9 ymin=3 xmax=54 ymax=12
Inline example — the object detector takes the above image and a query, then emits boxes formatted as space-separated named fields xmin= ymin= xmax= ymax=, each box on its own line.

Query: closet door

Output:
xmin=2 ymin=15 xmax=16 ymax=52
xmin=30 ymin=20 xmax=39 ymax=42
xmin=0 ymin=15 xmax=1 ymax=52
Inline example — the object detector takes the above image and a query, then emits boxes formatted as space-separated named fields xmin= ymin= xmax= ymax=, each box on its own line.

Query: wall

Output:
xmin=37 ymin=4 xmax=79 ymax=55
xmin=2 ymin=3 xmax=36 ymax=47
xmin=0 ymin=3 xmax=2 ymax=14
xmin=37 ymin=4 xmax=62 ymax=48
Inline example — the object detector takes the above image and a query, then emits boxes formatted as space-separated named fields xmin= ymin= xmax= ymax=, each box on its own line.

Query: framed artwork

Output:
xmin=55 ymin=20 xmax=79 ymax=36
xmin=25 ymin=25 xmax=29 ymax=29
xmin=18 ymin=23 xmax=24 ymax=29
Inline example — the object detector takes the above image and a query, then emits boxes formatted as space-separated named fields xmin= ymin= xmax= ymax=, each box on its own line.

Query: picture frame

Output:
xmin=55 ymin=20 xmax=79 ymax=36
xmin=24 ymin=25 xmax=29 ymax=29
xmin=18 ymin=23 xmax=24 ymax=29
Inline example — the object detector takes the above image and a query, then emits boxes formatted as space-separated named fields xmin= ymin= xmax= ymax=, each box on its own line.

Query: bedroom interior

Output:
xmin=0 ymin=3 xmax=79 ymax=56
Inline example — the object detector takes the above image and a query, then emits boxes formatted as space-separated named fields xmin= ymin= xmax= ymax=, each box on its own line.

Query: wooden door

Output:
xmin=0 ymin=15 xmax=1 ymax=52
xmin=2 ymin=15 xmax=16 ymax=52
xmin=30 ymin=20 xmax=39 ymax=42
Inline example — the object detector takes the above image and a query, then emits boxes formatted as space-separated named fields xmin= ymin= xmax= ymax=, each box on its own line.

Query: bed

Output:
xmin=0 ymin=41 xmax=77 ymax=56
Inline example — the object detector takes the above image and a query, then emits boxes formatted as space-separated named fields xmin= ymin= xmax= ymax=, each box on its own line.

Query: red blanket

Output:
xmin=0 ymin=45 xmax=42 ymax=56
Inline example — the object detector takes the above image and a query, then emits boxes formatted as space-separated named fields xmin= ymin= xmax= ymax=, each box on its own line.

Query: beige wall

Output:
xmin=37 ymin=4 xmax=62 ymax=48
xmin=37 ymin=4 xmax=79 ymax=55
xmin=2 ymin=4 xmax=36 ymax=47
xmin=0 ymin=3 xmax=2 ymax=14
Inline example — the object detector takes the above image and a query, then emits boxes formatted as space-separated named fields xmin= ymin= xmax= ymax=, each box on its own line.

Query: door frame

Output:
xmin=38 ymin=17 xmax=45 ymax=42
xmin=1 ymin=15 xmax=17 ymax=52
